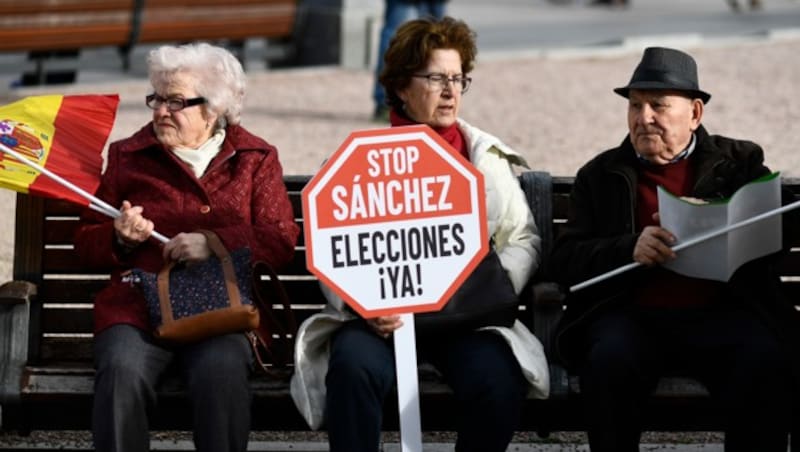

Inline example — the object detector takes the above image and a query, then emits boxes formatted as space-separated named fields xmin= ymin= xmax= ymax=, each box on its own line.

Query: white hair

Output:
xmin=147 ymin=42 xmax=246 ymax=127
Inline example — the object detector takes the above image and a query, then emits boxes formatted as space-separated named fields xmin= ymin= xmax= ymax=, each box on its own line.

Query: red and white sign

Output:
xmin=303 ymin=125 xmax=488 ymax=318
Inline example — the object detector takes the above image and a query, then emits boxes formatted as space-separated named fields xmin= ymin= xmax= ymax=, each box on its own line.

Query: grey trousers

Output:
xmin=92 ymin=324 xmax=253 ymax=452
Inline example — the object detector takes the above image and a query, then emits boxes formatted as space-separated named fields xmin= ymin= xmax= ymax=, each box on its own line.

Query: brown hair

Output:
xmin=379 ymin=16 xmax=477 ymax=111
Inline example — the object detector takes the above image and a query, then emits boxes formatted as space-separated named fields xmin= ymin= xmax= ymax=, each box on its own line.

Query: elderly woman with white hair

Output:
xmin=74 ymin=42 xmax=299 ymax=452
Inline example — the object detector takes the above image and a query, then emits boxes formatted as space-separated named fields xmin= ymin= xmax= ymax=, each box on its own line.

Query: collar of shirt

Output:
xmin=170 ymin=129 xmax=226 ymax=178
xmin=637 ymin=132 xmax=696 ymax=166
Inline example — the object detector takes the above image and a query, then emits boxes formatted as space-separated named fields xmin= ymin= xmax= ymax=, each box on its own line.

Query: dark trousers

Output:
xmin=92 ymin=324 xmax=253 ymax=452
xmin=325 ymin=319 xmax=528 ymax=452
xmin=579 ymin=305 xmax=792 ymax=452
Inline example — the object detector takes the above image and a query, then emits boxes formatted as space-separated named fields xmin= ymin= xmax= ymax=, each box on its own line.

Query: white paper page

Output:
xmin=658 ymin=173 xmax=782 ymax=281
xmin=659 ymin=187 xmax=729 ymax=280
xmin=727 ymin=174 xmax=782 ymax=278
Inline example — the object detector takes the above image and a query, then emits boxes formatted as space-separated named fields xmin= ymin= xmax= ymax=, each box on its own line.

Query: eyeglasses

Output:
xmin=412 ymin=73 xmax=472 ymax=93
xmin=145 ymin=94 xmax=206 ymax=112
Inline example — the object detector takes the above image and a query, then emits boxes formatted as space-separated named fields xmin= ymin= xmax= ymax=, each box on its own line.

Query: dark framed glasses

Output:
xmin=145 ymin=94 xmax=206 ymax=112
xmin=411 ymin=73 xmax=472 ymax=93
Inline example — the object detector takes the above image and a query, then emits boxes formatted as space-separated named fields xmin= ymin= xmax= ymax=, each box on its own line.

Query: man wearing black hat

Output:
xmin=549 ymin=47 xmax=796 ymax=451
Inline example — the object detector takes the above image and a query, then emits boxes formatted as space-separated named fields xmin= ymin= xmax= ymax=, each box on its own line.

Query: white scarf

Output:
xmin=170 ymin=129 xmax=226 ymax=178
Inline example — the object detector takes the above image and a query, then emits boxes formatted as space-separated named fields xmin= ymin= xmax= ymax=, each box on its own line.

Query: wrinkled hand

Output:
xmin=114 ymin=201 xmax=154 ymax=247
xmin=367 ymin=315 xmax=404 ymax=338
xmin=633 ymin=225 xmax=677 ymax=267
xmin=162 ymin=232 xmax=211 ymax=263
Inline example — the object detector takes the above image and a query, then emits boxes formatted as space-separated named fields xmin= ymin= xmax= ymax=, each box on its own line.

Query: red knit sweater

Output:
xmin=634 ymin=159 xmax=723 ymax=308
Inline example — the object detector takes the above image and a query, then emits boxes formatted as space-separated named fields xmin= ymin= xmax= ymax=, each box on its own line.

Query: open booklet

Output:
xmin=657 ymin=172 xmax=782 ymax=282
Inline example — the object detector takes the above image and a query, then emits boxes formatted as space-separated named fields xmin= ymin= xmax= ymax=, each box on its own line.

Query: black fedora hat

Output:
xmin=614 ymin=47 xmax=711 ymax=104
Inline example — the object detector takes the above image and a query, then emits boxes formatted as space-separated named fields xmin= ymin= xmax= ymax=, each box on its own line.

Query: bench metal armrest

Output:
xmin=530 ymin=281 xmax=569 ymax=396
xmin=0 ymin=281 xmax=37 ymax=306
xmin=0 ymin=281 xmax=35 ymax=409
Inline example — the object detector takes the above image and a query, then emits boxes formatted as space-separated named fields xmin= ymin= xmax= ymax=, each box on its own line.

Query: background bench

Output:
xmin=1 ymin=172 xmax=798 ymax=447
xmin=0 ymin=0 xmax=298 ymax=85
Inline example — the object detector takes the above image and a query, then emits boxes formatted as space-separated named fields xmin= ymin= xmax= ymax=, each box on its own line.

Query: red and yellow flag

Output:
xmin=0 ymin=94 xmax=119 ymax=206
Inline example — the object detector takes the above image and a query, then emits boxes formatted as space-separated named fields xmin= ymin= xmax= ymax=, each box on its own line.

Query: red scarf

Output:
xmin=389 ymin=109 xmax=469 ymax=161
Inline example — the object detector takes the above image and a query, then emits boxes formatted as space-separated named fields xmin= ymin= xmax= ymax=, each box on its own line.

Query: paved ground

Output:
xmin=1 ymin=0 xmax=799 ymax=449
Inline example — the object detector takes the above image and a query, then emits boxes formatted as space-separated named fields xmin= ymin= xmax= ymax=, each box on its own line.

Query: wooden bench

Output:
xmin=0 ymin=0 xmax=298 ymax=85
xmin=0 ymin=172 xmax=798 ymax=442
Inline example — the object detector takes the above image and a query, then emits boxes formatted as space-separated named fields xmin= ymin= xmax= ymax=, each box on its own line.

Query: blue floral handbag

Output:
xmin=130 ymin=230 xmax=260 ymax=343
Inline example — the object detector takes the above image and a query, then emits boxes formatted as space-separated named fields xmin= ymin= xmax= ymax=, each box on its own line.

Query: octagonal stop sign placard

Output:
xmin=303 ymin=125 xmax=488 ymax=318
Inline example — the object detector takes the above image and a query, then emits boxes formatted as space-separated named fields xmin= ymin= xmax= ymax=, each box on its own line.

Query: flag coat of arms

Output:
xmin=0 ymin=94 xmax=119 ymax=206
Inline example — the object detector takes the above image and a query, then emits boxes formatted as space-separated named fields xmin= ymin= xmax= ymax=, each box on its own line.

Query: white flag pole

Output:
xmin=569 ymin=199 xmax=800 ymax=292
xmin=1 ymin=143 xmax=169 ymax=243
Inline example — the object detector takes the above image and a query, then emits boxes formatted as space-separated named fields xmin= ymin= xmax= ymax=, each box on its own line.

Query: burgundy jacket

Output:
xmin=75 ymin=123 xmax=299 ymax=334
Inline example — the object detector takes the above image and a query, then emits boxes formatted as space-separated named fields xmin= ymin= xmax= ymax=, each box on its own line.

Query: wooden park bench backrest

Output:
xmin=137 ymin=0 xmax=297 ymax=44
xmin=0 ymin=0 xmax=133 ymax=52
xmin=7 ymin=171 xmax=800 ymax=435
xmin=12 ymin=172 xmax=554 ymax=368
xmin=0 ymin=0 xmax=297 ymax=54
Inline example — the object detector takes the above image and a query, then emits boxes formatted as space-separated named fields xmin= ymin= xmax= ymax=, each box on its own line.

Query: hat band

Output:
xmin=630 ymin=69 xmax=700 ymax=91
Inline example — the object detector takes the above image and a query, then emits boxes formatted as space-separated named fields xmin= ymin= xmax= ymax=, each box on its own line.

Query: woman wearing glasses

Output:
xmin=74 ymin=42 xmax=299 ymax=452
xmin=291 ymin=17 xmax=549 ymax=452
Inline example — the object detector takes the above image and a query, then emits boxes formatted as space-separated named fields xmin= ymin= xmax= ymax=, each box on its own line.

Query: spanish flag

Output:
xmin=0 ymin=94 xmax=119 ymax=206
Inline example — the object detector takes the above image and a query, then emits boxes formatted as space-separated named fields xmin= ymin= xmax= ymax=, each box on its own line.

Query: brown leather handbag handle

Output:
xmin=156 ymin=229 xmax=242 ymax=325
xmin=250 ymin=260 xmax=296 ymax=371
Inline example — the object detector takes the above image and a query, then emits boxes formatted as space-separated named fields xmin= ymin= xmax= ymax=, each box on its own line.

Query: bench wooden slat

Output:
xmin=43 ymin=198 xmax=83 ymax=216
xmin=149 ymin=0 xmax=297 ymax=6
xmin=41 ymin=308 xmax=94 ymax=334
xmin=139 ymin=8 xmax=295 ymax=43
xmin=43 ymin=220 xmax=307 ymax=247
xmin=40 ymin=249 xmax=101 ymax=274
xmin=44 ymin=220 xmax=80 ymax=245
xmin=40 ymin=248 xmax=311 ymax=275
xmin=36 ymin=281 xmax=324 ymax=329
xmin=0 ymin=26 xmax=131 ymax=52
xmin=37 ymin=277 xmax=322 ymax=303
xmin=37 ymin=305 xmax=324 ymax=336
xmin=37 ymin=279 xmax=106 ymax=304
xmin=37 ymin=335 xmax=300 ymax=363
xmin=14 ymin=195 xmax=45 ymax=284
xmin=552 ymin=192 xmax=571 ymax=219
xmin=289 ymin=195 xmax=303 ymax=218
xmin=138 ymin=16 xmax=295 ymax=43
xmin=779 ymin=281 xmax=800 ymax=300
xmin=37 ymin=338 xmax=93 ymax=363
xmin=0 ymin=0 xmax=133 ymax=15
xmin=777 ymin=252 xmax=800 ymax=276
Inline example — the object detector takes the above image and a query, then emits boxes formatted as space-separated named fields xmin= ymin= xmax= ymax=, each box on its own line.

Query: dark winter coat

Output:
xmin=549 ymin=125 xmax=800 ymax=369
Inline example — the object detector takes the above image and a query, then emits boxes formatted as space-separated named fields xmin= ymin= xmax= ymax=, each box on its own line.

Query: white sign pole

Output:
xmin=393 ymin=312 xmax=422 ymax=452
xmin=569 ymin=199 xmax=800 ymax=292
